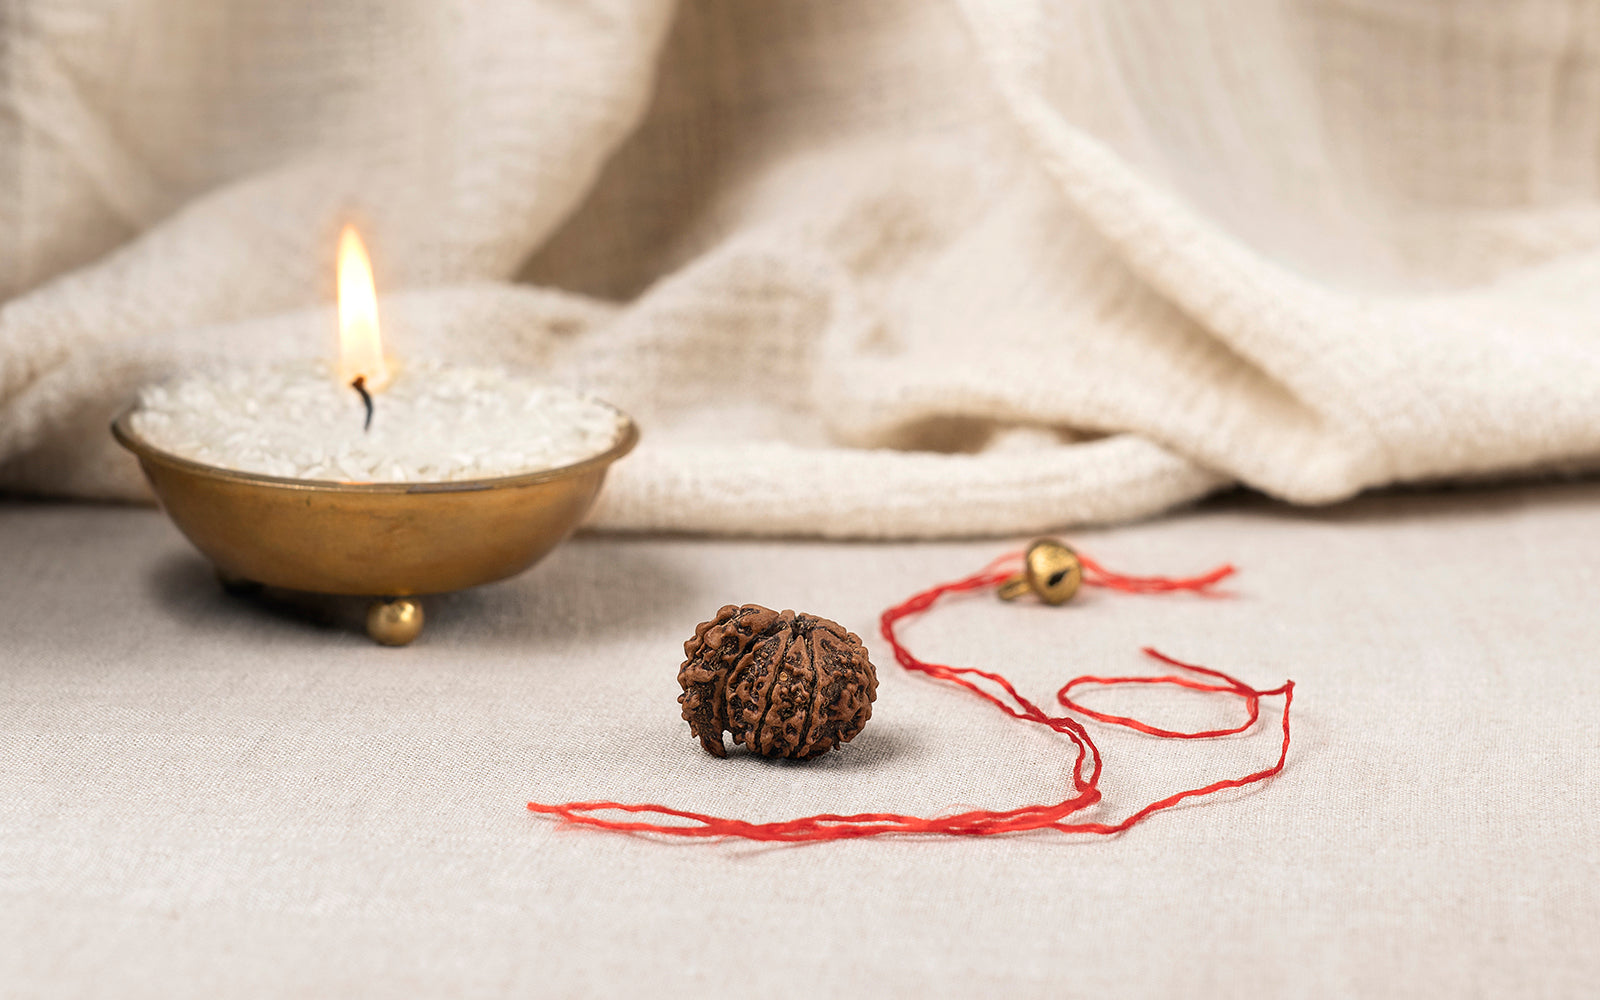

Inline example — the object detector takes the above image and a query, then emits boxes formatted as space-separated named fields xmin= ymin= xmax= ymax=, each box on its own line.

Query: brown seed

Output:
xmin=678 ymin=605 xmax=878 ymax=760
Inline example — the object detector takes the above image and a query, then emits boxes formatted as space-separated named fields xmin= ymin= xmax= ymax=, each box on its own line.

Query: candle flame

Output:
xmin=337 ymin=225 xmax=390 ymax=391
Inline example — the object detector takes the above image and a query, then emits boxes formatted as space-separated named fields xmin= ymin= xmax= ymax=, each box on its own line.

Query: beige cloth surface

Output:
xmin=5 ymin=1 xmax=1600 ymax=535
xmin=3 ymin=484 xmax=1599 ymax=997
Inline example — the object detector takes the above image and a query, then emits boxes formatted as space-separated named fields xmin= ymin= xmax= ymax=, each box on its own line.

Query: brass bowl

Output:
xmin=112 ymin=405 xmax=637 ymax=645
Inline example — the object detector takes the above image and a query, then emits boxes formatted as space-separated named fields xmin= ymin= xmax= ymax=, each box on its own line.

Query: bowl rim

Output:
xmin=111 ymin=400 xmax=639 ymax=495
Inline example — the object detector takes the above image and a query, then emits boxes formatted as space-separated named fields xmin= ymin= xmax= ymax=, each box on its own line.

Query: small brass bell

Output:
xmin=998 ymin=539 xmax=1083 ymax=605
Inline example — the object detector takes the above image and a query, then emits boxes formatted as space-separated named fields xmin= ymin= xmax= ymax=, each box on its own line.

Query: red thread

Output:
xmin=528 ymin=549 xmax=1293 ymax=842
xmin=1079 ymin=552 xmax=1237 ymax=593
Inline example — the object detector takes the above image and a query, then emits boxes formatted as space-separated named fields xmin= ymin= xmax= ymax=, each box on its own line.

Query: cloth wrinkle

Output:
xmin=2 ymin=0 xmax=1598 ymax=535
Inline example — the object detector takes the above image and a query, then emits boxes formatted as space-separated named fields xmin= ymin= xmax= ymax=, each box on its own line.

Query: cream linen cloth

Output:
xmin=5 ymin=486 xmax=1600 ymax=997
xmin=3 ymin=1 xmax=1600 ymax=536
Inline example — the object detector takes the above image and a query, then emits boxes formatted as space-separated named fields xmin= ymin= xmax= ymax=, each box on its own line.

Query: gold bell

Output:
xmin=998 ymin=539 xmax=1084 ymax=605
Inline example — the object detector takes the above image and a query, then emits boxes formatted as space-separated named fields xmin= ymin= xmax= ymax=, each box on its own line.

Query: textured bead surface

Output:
xmin=678 ymin=605 xmax=877 ymax=759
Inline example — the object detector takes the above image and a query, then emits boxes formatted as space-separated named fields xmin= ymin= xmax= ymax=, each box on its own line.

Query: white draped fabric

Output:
xmin=3 ymin=1 xmax=1598 ymax=535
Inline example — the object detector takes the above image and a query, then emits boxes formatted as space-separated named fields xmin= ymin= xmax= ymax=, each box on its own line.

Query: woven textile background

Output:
xmin=3 ymin=0 xmax=1599 ymax=536
xmin=5 ymin=485 xmax=1600 ymax=996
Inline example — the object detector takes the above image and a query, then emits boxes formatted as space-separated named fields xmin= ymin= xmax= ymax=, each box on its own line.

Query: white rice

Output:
xmin=129 ymin=362 xmax=628 ymax=483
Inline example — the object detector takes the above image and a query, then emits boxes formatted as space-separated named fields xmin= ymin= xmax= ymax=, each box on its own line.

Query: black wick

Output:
xmin=350 ymin=376 xmax=374 ymax=432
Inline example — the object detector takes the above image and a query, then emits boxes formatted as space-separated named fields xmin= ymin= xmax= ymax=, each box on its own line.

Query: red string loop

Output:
xmin=1058 ymin=649 xmax=1264 ymax=739
xmin=527 ymin=548 xmax=1293 ymax=841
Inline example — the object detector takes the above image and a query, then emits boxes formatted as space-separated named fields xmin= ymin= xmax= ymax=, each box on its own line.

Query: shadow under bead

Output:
xmin=678 ymin=605 xmax=878 ymax=760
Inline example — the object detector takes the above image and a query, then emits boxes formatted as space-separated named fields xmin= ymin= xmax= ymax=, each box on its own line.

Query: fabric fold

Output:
xmin=3 ymin=0 xmax=1598 ymax=536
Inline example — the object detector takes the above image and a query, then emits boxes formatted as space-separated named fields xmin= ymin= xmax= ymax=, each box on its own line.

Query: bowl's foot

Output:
xmin=367 ymin=598 xmax=424 ymax=646
xmin=215 ymin=567 xmax=263 ymax=596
